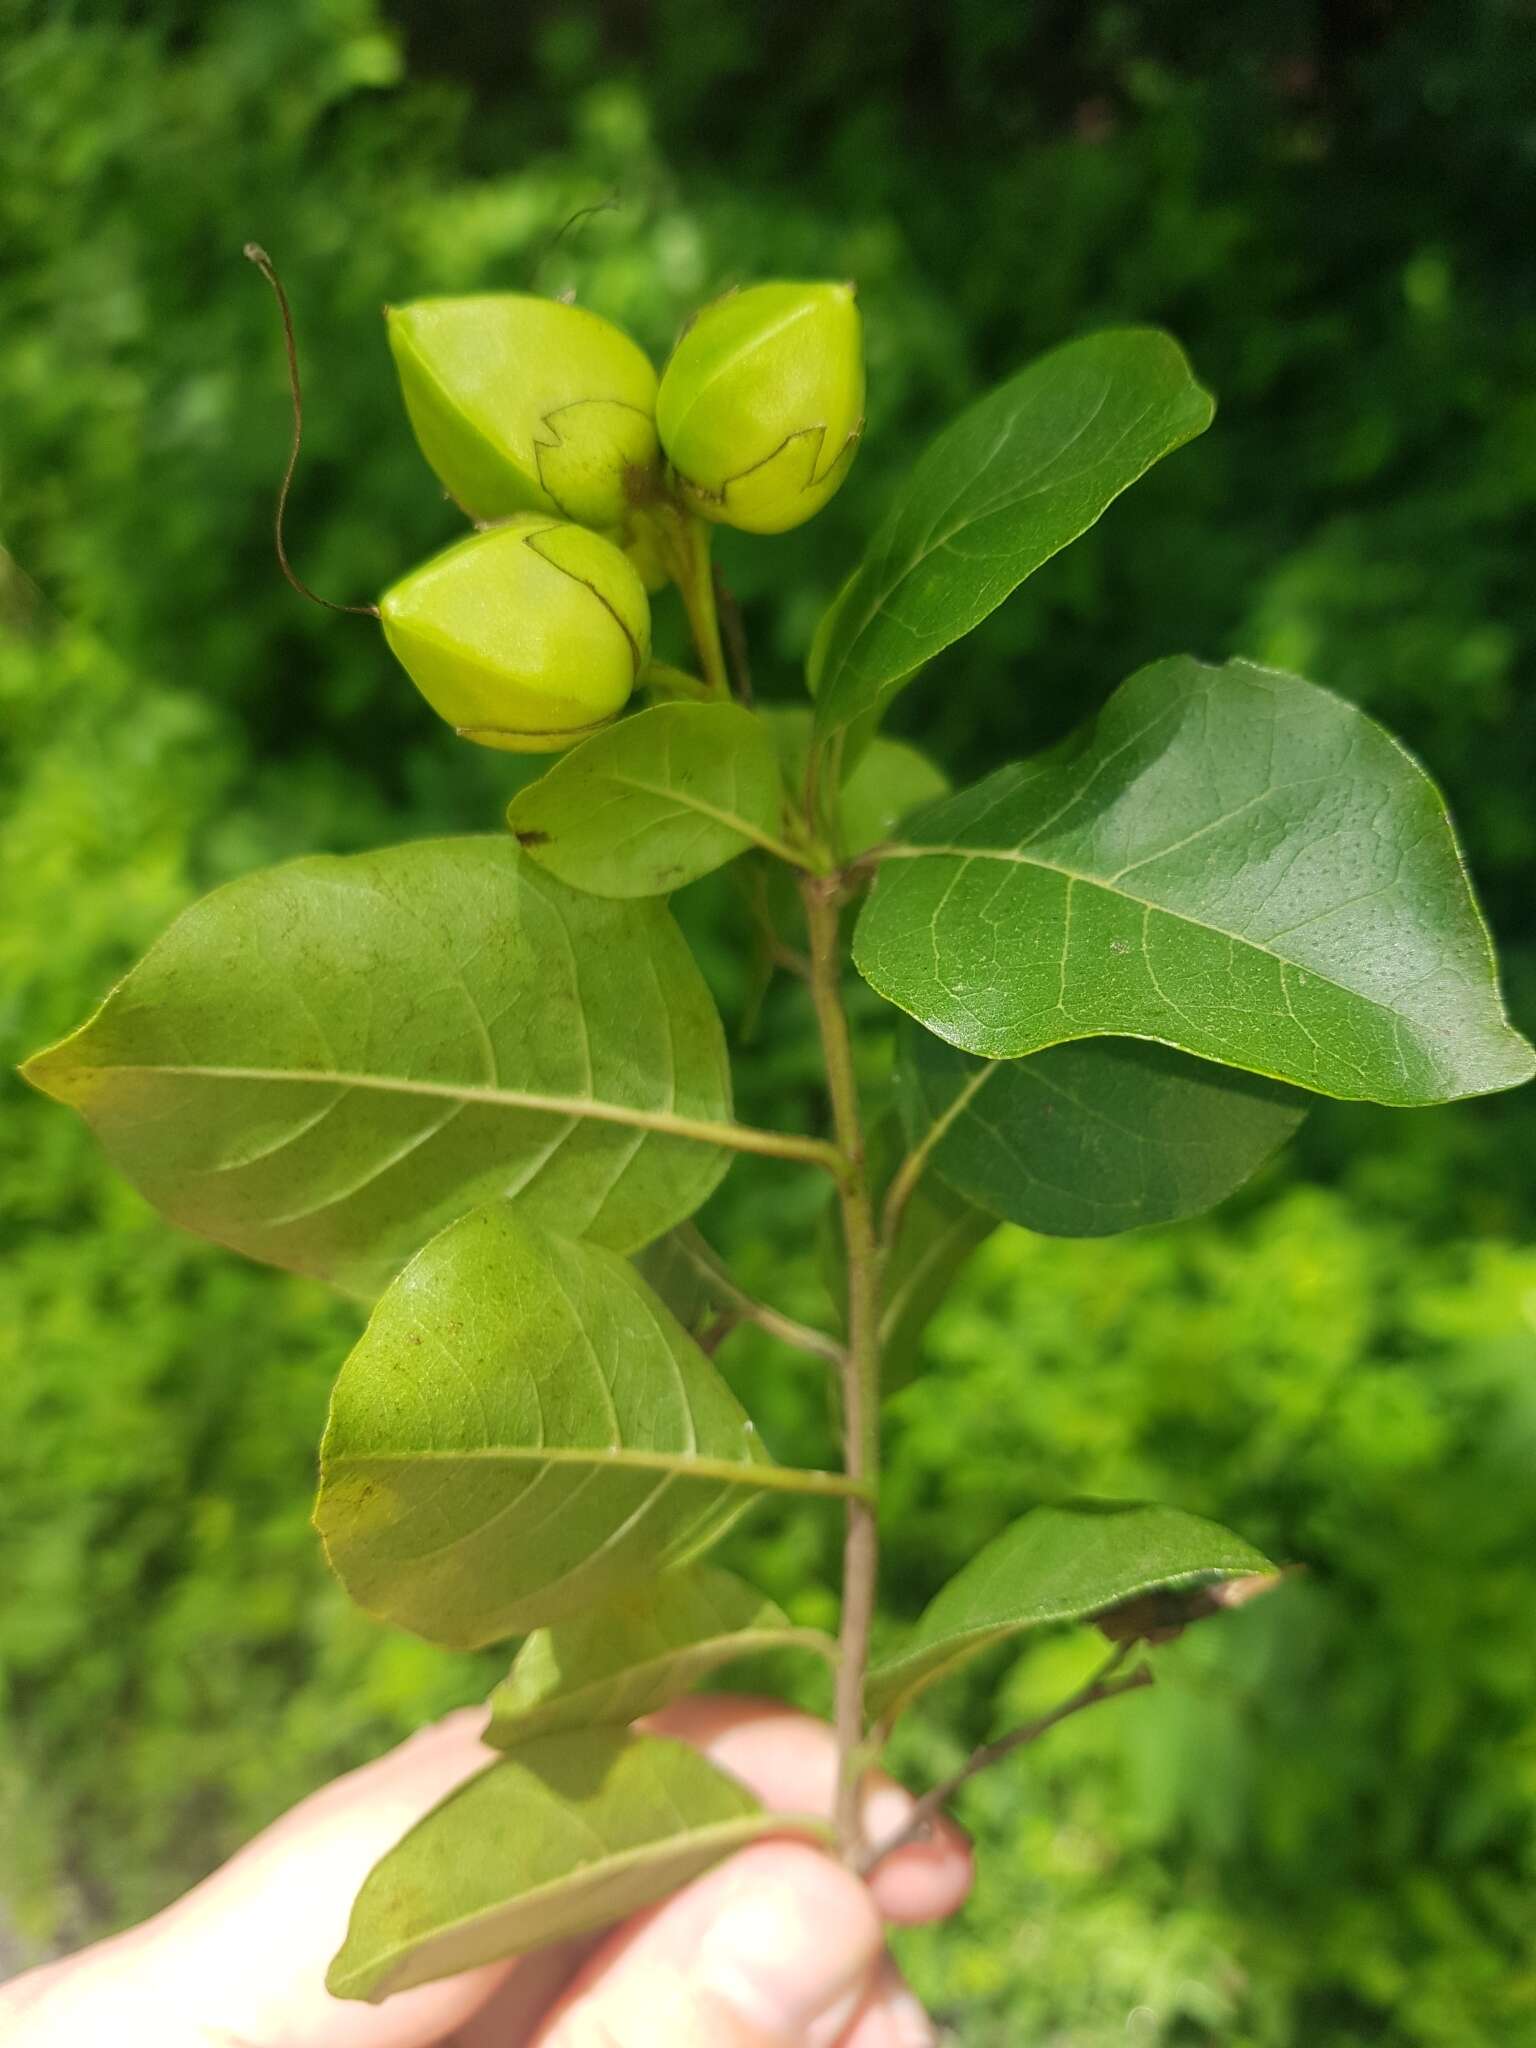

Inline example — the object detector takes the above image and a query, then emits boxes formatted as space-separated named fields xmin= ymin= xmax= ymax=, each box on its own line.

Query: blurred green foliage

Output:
xmin=3 ymin=0 xmax=1535 ymax=2040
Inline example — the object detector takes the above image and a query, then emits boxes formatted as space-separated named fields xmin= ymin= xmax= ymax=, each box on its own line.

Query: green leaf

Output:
xmin=809 ymin=329 xmax=1213 ymax=757
xmin=633 ymin=1230 xmax=717 ymax=1339
xmin=316 ymin=1205 xmax=854 ymax=1649
xmin=867 ymin=1502 xmax=1274 ymax=1725
xmin=761 ymin=706 xmax=949 ymax=856
xmin=485 ymin=1566 xmax=836 ymax=1747
xmin=902 ymin=1025 xmax=1306 ymax=1237
xmin=507 ymin=702 xmax=789 ymax=897
xmin=877 ymin=1173 xmax=995 ymax=1387
xmin=839 ymin=735 xmax=952 ymax=859
xmin=855 ymin=658 xmax=1535 ymax=1107
xmin=328 ymin=1730 xmax=811 ymax=2002
xmin=817 ymin=1109 xmax=993 ymax=1390
xmin=22 ymin=838 xmax=734 ymax=1297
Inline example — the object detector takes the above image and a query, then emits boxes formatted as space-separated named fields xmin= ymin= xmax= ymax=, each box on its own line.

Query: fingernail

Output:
xmin=695 ymin=1852 xmax=881 ymax=2044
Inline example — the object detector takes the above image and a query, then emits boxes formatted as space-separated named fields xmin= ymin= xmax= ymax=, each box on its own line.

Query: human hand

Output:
xmin=0 ymin=1696 xmax=972 ymax=2046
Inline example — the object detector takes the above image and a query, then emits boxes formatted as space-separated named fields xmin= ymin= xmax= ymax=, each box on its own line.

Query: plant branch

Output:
xmin=714 ymin=566 xmax=754 ymax=705
xmin=880 ymin=1060 xmax=999 ymax=1250
xmin=801 ymin=876 xmax=882 ymax=1857
xmin=669 ymin=511 xmax=731 ymax=699
xmin=857 ymin=1646 xmax=1154 ymax=1877
xmin=674 ymin=1225 xmax=848 ymax=1368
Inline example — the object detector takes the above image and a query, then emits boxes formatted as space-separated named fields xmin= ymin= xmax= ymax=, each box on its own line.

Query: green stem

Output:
xmin=671 ymin=511 xmax=731 ymax=699
xmin=856 ymin=1646 xmax=1153 ymax=1877
xmin=801 ymin=876 xmax=882 ymax=1857
xmin=673 ymin=1225 xmax=848 ymax=1369
xmin=879 ymin=1059 xmax=1000 ymax=1252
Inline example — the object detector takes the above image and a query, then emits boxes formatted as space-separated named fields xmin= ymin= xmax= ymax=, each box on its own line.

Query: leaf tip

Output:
xmin=18 ymin=1035 xmax=85 ymax=1107
xmin=324 ymin=1944 xmax=385 ymax=2005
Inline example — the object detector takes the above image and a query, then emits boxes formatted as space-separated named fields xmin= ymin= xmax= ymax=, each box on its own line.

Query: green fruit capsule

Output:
xmin=380 ymin=516 xmax=650 ymax=752
xmin=387 ymin=296 xmax=661 ymax=531
xmin=656 ymin=281 xmax=865 ymax=535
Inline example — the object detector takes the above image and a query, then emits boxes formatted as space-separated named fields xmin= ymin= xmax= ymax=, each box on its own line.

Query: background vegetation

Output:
xmin=4 ymin=2 xmax=1535 ymax=2040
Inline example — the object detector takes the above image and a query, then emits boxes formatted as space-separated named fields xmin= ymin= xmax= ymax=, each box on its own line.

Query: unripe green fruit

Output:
xmin=388 ymin=296 xmax=661 ymax=531
xmin=380 ymin=516 xmax=650 ymax=752
xmin=656 ymin=281 xmax=865 ymax=535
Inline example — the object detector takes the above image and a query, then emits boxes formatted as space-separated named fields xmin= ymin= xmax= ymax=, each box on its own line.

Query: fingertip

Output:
xmin=839 ymin=1956 xmax=939 ymax=2046
xmin=534 ymin=1839 xmax=883 ymax=2047
xmin=647 ymin=1696 xmax=974 ymax=1926
xmin=860 ymin=1784 xmax=975 ymax=1927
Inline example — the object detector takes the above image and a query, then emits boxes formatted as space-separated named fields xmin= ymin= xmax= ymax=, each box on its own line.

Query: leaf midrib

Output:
xmin=602 ymin=770 xmax=780 ymax=853
xmin=334 ymin=1809 xmax=808 ymax=1998
xmin=871 ymin=840 xmax=1450 ymax=1042
xmin=868 ymin=1557 xmax=1262 ymax=1709
xmin=490 ymin=1625 xmax=839 ymax=1735
xmin=326 ymin=1443 xmax=866 ymax=1500
xmin=35 ymin=1058 xmax=760 ymax=1147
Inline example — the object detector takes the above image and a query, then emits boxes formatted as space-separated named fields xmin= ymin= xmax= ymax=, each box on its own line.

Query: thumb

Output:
xmin=529 ymin=1839 xmax=885 ymax=2047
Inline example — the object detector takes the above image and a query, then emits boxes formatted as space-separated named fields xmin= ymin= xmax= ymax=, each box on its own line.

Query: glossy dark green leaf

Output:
xmin=22 ymin=838 xmax=734 ymax=1297
xmin=486 ymin=1566 xmax=836 ymax=1747
xmin=507 ymin=702 xmax=788 ymax=897
xmin=867 ymin=1502 xmax=1274 ymax=1725
xmin=902 ymin=1025 xmax=1306 ymax=1237
xmin=328 ymin=1730 xmax=807 ymax=2001
xmin=316 ymin=1205 xmax=854 ymax=1649
xmin=856 ymin=658 xmax=1534 ymax=1107
xmin=809 ymin=330 xmax=1213 ymax=757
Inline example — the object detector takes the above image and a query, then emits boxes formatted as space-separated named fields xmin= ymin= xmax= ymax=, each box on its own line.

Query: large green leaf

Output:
xmin=867 ymin=1502 xmax=1273 ymax=1725
xmin=902 ymin=1025 xmax=1306 ymax=1237
xmin=23 ymin=838 xmax=734 ymax=1297
xmin=328 ymin=1730 xmax=807 ymax=2001
xmin=507 ymin=702 xmax=788 ymax=898
xmin=486 ymin=1566 xmax=836 ymax=1747
xmin=809 ymin=330 xmax=1213 ymax=757
xmin=316 ymin=1205 xmax=853 ymax=1649
xmin=855 ymin=658 xmax=1534 ymax=1107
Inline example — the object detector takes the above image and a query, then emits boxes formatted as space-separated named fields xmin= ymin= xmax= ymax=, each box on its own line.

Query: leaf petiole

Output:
xmin=857 ymin=1644 xmax=1153 ymax=1877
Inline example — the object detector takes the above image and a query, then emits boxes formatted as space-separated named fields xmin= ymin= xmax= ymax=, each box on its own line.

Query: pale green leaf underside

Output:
xmin=22 ymin=838 xmax=733 ymax=1297
xmin=317 ymin=1206 xmax=851 ymax=1650
xmin=809 ymin=328 xmax=1214 ymax=755
xmin=867 ymin=1502 xmax=1273 ymax=1724
xmin=507 ymin=702 xmax=787 ymax=898
xmin=486 ymin=1565 xmax=836 ymax=1746
xmin=856 ymin=659 xmax=1534 ymax=1107
xmin=329 ymin=1730 xmax=812 ymax=2002
xmin=903 ymin=1025 xmax=1306 ymax=1237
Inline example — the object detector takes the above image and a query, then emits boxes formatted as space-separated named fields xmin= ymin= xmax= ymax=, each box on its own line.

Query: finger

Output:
xmin=645 ymin=1695 xmax=974 ymax=1926
xmin=28 ymin=1707 xmax=518 ymax=2048
xmin=836 ymin=1957 xmax=938 ymax=2047
xmin=530 ymin=1838 xmax=885 ymax=2048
